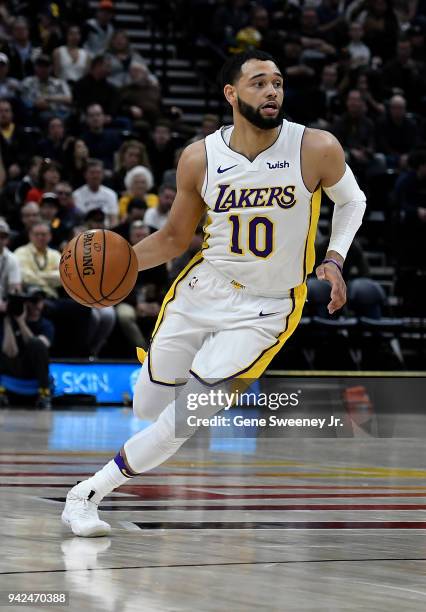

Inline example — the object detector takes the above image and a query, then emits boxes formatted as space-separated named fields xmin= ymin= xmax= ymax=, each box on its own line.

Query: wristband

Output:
xmin=322 ymin=258 xmax=343 ymax=273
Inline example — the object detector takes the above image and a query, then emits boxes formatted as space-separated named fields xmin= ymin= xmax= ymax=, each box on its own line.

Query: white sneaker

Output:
xmin=62 ymin=485 xmax=111 ymax=537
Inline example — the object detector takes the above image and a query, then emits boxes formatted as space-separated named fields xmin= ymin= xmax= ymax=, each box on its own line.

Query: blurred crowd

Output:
xmin=0 ymin=0 xmax=424 ymax=399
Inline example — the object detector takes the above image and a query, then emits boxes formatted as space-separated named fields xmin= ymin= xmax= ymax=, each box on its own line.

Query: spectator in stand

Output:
xmin=299 ymin=8 xmax=336 ymax=64
xmin=113 ymin=197 xmax=147 ymax=241
xmin=53 ymin=25 xmax=91 ymax=83
xmin=110 ymin=139 xmax=151 ymax=195
xmin=73 ymin=56 xmax=118 ymax=119
xmin=407 ymin=23 xmax=425 ymax=62
xmin=80 ymin=104 xmax=122 ymax=171
xmin=144 ymin=184 xmax=176 ymax=232
xmin=54 ymin=181 xmax=83 ymax=232
xmin=14 ymin=221 xmax=61 ymax=299
xmin=115 ymin=220 xmax=167 ymax=353
xmin=280 ymin=36 xmax=316 ymax=122
xmin=25 ymin=159 xmax=61 ymax=204
xmin=382 ymin=39 xmax=426 ymax=111
xmin=35 ymin=4 xmax=62 ymax=56
xmin=37 ymin=117 xmax=67 ymax=167
xmin=0 ymin=98 xmax=31 ymax=181
xmin=9 ymin=202 xmax=41 ymax=251
xmin=0 ymin=17 xmax=36 ymax=80
xmin=83 ymin=207 xmax=106 ymax=231
xmin=20 ymin=54 xmax=72 ymax=125
xmin=0 ymin=285 xmax=54 ymax=409
xmin=360 ymin=0 xmax=399 ymax=62
xmin=211 ymin=0 xmax=249 ymax=50
xmin=346 ymin=21 xmax=371 ymax=69
xmin=73 ymin=158 xmax=119 ymax=227
xmin=146 ymin=120 xmax=178 ymax=187
xmin=316 ymin=64 xmax=341 ymax=125
xmin=106 ymin=30 xmax=157 ymax=88
xmin=39 ymin=192 xmax=71 ymax=249
xmin=0 ymin=1 xmax=13 ymax=42
xmin=62 ymin=138 xmax=89 ymax=188
xmin=393 ymin=149 xmax=426 ymax=255
xmin=83 ymin=0 xmax=115 ymax=56
xmin=354 ymin=70 xmax=385 ymax=117
xmin=60 ymin=0 xmax=91 ymax=29
xmin=15 ymin=156 xmax=43 ymax=205
xmin=376 ymin=94 xmax=419 ymax=168
xmin=0 ymin=218 xmax=21 ymax=308
xmin=392 ymin=149 xmax=426 ymax=313
xmin=0 ymin=53 xmax=20 ymax=102
xmin=12 ymin=219 xmax=94 ymax=357
xmin=187 ymin=114 xmax=220 ymax=144
xmin=118 ymin=165 xmax=156 ymax=220
xmin=331 ymin=89 xmax=376 ymax=178
xmin=117 ymin=62 xmax=162 ymax=127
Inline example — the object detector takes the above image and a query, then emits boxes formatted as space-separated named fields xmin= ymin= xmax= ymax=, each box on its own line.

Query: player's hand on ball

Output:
xmin=315 ymin=262 xmax=347 ymax=315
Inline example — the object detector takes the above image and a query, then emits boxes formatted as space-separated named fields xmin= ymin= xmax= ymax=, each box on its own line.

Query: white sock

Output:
xmin=74 ymin=459 xmax=129 ymax=504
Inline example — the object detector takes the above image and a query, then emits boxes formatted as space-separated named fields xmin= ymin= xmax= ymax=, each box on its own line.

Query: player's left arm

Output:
xmin=315 ymin=131 xmax=367 ymax=314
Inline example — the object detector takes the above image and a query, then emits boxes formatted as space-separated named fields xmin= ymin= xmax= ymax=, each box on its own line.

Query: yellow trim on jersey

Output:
xmin=303 ymin=187 xmax=322 ymax=280
xmin=152 ymin=251 xmax=204 ymax=340
xmin=201 ymin=213 xmax=212 ymax=251
xmin=136 ymin=347 xmax=147 ymax=363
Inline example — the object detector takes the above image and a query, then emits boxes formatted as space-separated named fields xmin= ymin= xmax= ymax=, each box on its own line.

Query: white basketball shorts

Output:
xmin=137 ymin=252 xmax=307 ymax=386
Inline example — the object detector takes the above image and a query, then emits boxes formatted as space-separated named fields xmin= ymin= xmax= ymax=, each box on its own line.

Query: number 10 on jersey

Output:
xmin=228 ymin=215 xmax=274 ymax=258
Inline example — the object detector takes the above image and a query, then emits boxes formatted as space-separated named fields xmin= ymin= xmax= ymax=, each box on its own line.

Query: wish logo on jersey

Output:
xmin=213 ymin=184 xmax=297 ymax=212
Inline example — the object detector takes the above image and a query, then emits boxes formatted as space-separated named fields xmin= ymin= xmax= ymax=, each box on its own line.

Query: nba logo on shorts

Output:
xmin=189 ymin=276 xmax=198 ymax=289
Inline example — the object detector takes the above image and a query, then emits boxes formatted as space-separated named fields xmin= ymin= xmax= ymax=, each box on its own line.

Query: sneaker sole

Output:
xmin=61 ymin=510 xmax=111 ymax=538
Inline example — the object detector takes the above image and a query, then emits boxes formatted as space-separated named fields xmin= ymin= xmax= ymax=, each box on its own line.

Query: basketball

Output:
xmin=59 ymin=229 xmax=138 ymax=308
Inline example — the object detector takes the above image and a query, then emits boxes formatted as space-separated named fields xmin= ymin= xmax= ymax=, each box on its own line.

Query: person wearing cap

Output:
xmin=83 ymin=1 xmax=115 ymax=56
xmin=0 ymin=284 xmax=54 ymax=409
xmin=54 ymin=181 xmax=83 ymax=230
xmin=0 ymin=53 xmax=19 ymax=101
xmin=39 ymin=192 xmax=71 ymax=249
xmin=20 ymin=54 xmax=72 ymax=124
xmin=0 ymin=217 xmax=21 ymax=312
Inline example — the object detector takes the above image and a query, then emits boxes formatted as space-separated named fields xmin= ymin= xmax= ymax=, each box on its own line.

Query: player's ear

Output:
xmin=223 ymin=84 xmax=237 ymax=106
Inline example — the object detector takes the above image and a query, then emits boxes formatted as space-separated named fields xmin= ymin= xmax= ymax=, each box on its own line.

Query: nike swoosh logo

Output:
xmin=217 ymin=164 xmax=238 ymax=174
xmin=259 ymin=310 xmax=280 ymax=317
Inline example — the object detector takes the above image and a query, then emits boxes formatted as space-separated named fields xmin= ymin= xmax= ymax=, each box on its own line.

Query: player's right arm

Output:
xmin=133 ymin=140 xmax=206 ymax=271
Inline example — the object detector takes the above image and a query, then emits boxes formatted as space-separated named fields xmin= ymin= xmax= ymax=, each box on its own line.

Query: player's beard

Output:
xmin=237 ymin=96 xmax=284 ymax=130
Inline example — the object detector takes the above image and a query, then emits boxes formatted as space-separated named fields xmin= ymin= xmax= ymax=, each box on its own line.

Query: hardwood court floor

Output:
xmin=1 ymin=407 xmax=426 ymax=611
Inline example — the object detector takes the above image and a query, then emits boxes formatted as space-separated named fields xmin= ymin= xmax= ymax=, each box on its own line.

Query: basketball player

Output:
xmin=62 ymin=50 xmax=366 ymax=536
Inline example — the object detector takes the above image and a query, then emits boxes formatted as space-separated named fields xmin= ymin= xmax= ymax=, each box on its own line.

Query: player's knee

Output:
xmin=132 ymin=394 xmax=158 ymax=421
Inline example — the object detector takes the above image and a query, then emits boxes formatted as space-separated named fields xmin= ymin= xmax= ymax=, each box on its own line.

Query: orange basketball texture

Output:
xmin=59 ymin=230 xmax=138 ymax=307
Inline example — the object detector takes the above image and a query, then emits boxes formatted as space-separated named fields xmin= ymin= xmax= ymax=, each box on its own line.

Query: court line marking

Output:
xmin=3 ymin=558 xmax=426 ymax=576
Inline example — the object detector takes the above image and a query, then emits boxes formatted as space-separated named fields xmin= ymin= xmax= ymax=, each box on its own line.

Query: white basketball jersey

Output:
xmin=201 ymin=120 xmax=321 ymax=297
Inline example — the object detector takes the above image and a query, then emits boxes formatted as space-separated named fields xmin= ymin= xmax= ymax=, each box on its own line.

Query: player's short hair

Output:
xmin=219 ymin=49 xmax=278 ymax=88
